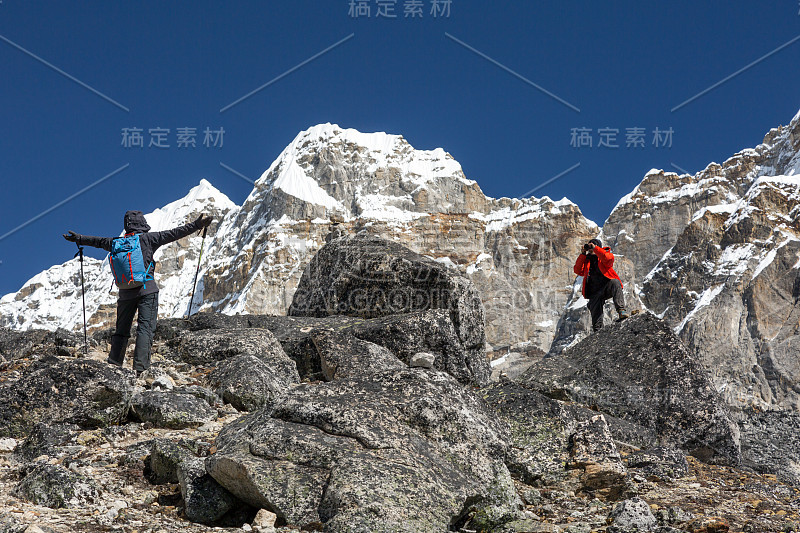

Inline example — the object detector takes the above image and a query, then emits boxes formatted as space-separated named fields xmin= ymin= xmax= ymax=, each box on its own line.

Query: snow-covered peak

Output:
xmin=252 ymin=123 xmax=476 ymax=212
xmin=146 ymin=179 xmax=237 ymax=231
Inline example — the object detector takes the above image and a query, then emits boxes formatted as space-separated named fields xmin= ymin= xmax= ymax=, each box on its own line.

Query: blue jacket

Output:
xmin=75 ymin=210 xmax=203 ymax=300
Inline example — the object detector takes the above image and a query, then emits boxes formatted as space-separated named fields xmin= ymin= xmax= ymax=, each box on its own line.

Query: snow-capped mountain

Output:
xmin=197 ymin=123 xmax=595 ymax=353
xmin=4 ymin=112 xmax=800 ymax=412
xmin=1 ymin=124 xmax=596 ymax=356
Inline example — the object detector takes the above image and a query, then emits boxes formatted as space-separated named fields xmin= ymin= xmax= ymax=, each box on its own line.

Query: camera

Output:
xmin=583 ymin=243 xmax=592 ymax=252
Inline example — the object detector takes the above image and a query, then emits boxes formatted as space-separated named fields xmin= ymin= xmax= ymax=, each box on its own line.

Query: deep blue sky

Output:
xmin=1 ymin=1 xmax=799 ymax=296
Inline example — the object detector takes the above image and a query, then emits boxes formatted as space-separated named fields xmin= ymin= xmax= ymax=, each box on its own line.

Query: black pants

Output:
xmin=108 ymin=292 xmax=158 ymax=372
xmin=587 ymin=278 xmax=625 ymax=332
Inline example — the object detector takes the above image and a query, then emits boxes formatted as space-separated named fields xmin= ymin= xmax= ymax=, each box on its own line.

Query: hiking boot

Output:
xmin=616 ymin=310 xmax=629 ymax=322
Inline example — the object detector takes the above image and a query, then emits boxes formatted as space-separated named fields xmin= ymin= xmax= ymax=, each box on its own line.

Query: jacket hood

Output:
xmin=123 ymin=210 xmax=151 ymax=233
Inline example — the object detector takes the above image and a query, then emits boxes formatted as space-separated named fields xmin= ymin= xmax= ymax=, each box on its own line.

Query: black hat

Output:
xmin=589 ymin=238 xmax=602 ymax=248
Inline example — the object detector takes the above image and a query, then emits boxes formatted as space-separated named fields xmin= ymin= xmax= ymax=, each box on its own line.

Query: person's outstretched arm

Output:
xmin=147 ymin=215 xmax=212 ymax=249
xmin=63 ymin=231 xmax=113 ymax=252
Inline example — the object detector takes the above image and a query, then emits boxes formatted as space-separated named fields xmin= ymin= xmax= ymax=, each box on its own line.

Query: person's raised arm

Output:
xmin=148 ymin=214 xmax=212 ymax=248
xmin=63 ymin=231 xmax=113 ymax=252
xmin=593 ymin=245 xmax=614 ymax=267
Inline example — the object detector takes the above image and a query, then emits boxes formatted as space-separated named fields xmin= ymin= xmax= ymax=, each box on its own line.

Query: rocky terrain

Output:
xmin=1 ymin=235 xmax=799 ymax=533
xmin=5 ymin=111 xmax=800 ymax=416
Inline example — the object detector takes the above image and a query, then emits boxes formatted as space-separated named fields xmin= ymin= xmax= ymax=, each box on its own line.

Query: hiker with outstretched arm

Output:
xmin=573 ymin=238 xmax=628 ymax=332
xmin=63 ymin=210 xmax=212 ymax=375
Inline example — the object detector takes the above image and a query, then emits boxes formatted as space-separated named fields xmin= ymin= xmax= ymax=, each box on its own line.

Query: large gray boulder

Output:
xmin=171 ymin=327 xmax=291 ymax=367
xmin=130 ymin=390 xmax=216 ymax=429
xmin=523 ymin=312 xmax=741 ymax=465
xmin=206 ymin=369 xmax=519 ymax=532
xmin=310 ymin=330 xmax=404 ymax=381
xmin=207 ymin=353 xmax=300 ymax=411
xmin=288 ymin=234 xmax=489 ymax=386
xmin=0 ymin=357 xmax=134 ymax=438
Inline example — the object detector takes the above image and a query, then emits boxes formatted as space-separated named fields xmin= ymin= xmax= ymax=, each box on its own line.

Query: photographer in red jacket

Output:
xmin=574 ymin=238 xmax=628 ymax=332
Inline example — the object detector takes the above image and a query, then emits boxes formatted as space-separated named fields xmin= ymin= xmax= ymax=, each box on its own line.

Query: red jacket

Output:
xmin=573 ymin=246 xmax=622 ymax=298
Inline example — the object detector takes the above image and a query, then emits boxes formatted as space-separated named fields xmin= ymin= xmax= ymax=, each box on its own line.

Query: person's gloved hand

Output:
xmin=63 ymin=231 xmax=79 ymax=243
xmin=193 ymin=214 xmax=213 ymax=228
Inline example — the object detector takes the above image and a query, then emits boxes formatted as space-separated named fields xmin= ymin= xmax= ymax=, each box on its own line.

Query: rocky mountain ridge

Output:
xmin=3 ymin=111 xmax=800 ymax=413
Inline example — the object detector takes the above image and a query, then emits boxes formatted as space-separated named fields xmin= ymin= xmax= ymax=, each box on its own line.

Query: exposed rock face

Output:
xmin=206 ymin=369 xmax=519 ymax=532
xmin=0 ymin=357 xmax=134 ymax=438
xmin=158 ymin=311 xmax=490 ymax=386
xmin=289 ymin=232 xmax=486 ymax=353
xmin=524 ymin=313 xmax=741 ymax=465
xmin=310 ymin=330 xmax=404 ymax=381
xmin=206 ymin=353 xmax=300 ymax=411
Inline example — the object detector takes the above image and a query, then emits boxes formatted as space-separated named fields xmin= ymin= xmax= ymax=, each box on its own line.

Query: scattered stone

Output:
xmin=145 ymin=438 xmax=193 ymax=484
xmin=409 ymin=351 xmax=436 ymax=369
xmin=130 ymin=390 xmax=216 ymax=429
xmin=0 ymin=438 xmax=18 ymax=452
xmin=653 ymin=506 xmax=694 ymax=527
xmin=0 ymin=512 xmax=26 ymax=533
xmin=171 ymin=327 xmax=291 ymax=367
xmin=0 ymin=328 xmax=87 ymax=360
xmin=253 ymin=508 xmax=277 ymax=531
xmin=685 ymin=516 xmax=730 ymax=532
xmin=568 ymin=415 xmax=628 ymax=499
xmin=14 ymin=423 xmax=79 ymax=461
xmin=12 ymin=463 xmax=99 ymax=509
xmin=141 ymin=367 xmax=175 ymax=390
xmin=607 ymin=497 xmax=657 ymax=532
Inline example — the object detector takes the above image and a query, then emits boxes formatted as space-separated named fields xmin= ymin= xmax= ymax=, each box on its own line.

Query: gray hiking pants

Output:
xmin=587 ymin=278 xmax=625 ymax=332
xmin=108 ymin=292 xmax=158 ymax=372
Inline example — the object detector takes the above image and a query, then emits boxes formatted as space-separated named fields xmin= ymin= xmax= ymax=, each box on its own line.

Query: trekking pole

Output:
xmin=187 ymin=225 xmax=208 ymax=317
xmin=74 ymin=243 xmax=88 ymax=355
